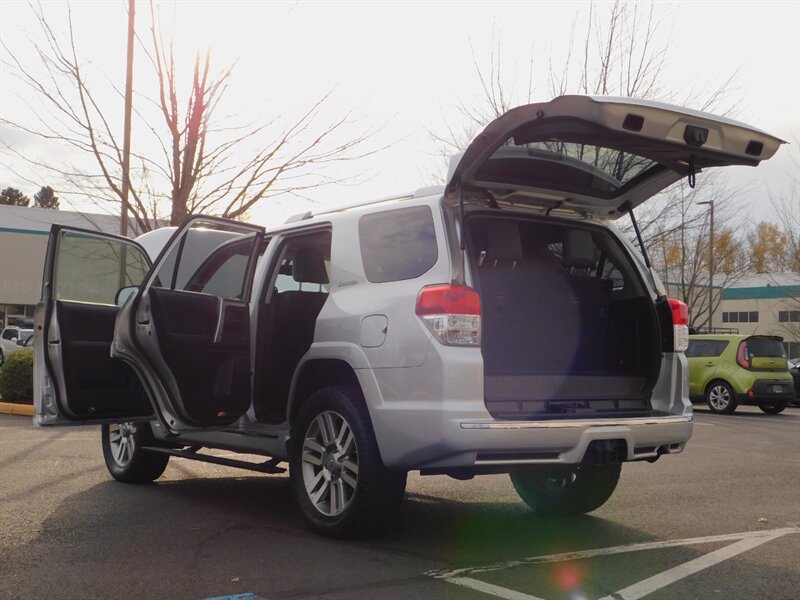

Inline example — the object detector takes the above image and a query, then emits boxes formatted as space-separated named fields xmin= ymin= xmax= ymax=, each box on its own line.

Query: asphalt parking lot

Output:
xmin=1 ymin=406 xmax=799 ymax=600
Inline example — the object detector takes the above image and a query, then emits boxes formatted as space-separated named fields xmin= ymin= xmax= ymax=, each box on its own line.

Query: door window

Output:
xmin=54 ymin=230 xmax=150 ymax=305
xmin=151 ymin=221 xmax=260 ymax=301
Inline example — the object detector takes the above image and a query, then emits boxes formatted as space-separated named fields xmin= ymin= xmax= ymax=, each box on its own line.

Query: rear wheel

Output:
xmin=289 ymin=386 xmax=406 ymax=538
xmin=101 ymin=422 xmax=169 ymax=483
xmin=706 ymin=380 xmax=737 ymax=414
xmin=510 ymin=463 xmax=622 ymax=515
xmin=758 ymin=401 xmax=787 ymax=414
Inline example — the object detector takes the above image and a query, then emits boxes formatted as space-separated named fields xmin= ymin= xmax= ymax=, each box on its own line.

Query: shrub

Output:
xmin=0 ymin=348 xmax=34 ymax=404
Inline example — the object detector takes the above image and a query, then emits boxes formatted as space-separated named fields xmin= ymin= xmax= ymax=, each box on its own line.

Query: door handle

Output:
xmin=704 ymin=362 xmax=715 ymax=366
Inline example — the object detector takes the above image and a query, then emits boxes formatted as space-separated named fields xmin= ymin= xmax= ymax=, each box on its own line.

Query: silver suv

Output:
xmin=34 ymin=96 xmax=782 ymax=537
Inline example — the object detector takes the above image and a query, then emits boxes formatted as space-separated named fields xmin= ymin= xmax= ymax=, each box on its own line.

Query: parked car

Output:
xmin=788 ymin=358 xmax=800 ymax=407
xmin=0 ymin=326 xmax=34 ymax=365
xmin=33 ymin=96 xmax=783 ymax=537
xmin=686 ymin=335 xmax=795 ymax=414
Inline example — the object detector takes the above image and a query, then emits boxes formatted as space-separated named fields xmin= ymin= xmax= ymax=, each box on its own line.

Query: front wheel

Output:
xmin=706 ymin=380 xmax=737 ymax=414
xmin=510 ymin=463 xmax=622 ymax=515
xmin=101 ymin=422 xmax=170 ymax=483
xmin=289 ymin=386 xmax=406 ymax=538
xmin=759 ymin=401 xmax=787 ymax=414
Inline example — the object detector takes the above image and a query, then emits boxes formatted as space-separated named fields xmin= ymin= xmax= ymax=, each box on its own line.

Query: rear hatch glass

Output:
xmin=746 ymin=338 xmax=786 ymax=358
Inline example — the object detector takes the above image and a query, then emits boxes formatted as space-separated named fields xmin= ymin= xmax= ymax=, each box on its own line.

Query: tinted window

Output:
xmin=55 ymin=231 xmax=150 ymax=305
xmin=686 ymin=340 xmax=728 ymax=357
xmin=359 ymin=206 xmax=438 ymax=283
xmin=2 ymin=329 xmax=16 ymax=340
xmin=475 ymin=140 xmax=659 ymax=200
xmin=746 ymin=338 xmax=786 ymax=358
xmin=153 ymin=222 xmax=260 ymax=300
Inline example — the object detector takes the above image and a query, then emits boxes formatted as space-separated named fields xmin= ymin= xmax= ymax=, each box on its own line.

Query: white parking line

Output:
xmin=447 ymin=578 xmax=547 ymax=600
xmin=595 ymin=531 xmax=791 ymax=600
xmin=432 ymin=527 xmax=800 ymax=600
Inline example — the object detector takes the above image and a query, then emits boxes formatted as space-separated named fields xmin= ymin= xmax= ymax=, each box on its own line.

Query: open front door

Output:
xmin=112 ymin=217 xmax=264 ymax=432
xmin=35 ymin=226 xmax=154 ymax=426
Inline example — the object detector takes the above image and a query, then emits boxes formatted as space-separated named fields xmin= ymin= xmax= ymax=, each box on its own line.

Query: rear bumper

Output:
xmin=363 ymin=344 xmax=692 ymax=471
xmin=369 ymin=399 xmax=693 ymax=470
xmin=736 ymin=378 xmax=795 ymax=405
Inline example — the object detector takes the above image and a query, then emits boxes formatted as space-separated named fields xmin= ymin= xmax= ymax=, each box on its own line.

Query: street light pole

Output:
xmin=699 ymin=200 xmax=715 ymax=331
xmin=120 ymin=0 xmax=135 ymax=237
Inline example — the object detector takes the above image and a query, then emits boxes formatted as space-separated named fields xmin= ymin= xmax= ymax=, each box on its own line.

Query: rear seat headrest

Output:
xmin=563 ymin=229 xmax=596 ymax=269
xmin=485 ymin=221 xmax=524 ymax=265
xmin=292 ymin=246 xmax=329 ymax=284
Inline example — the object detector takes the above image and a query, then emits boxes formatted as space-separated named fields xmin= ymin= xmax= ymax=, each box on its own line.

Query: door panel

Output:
xmin=35 ymin=226 xmax=153 ymax=426
xmin=112 ymin=217 xmax=265 ymax=431
xmin=148 ymin=289 xmax=251 ymax=425
xmin=57 ymin=301 xmax=151 ymax=418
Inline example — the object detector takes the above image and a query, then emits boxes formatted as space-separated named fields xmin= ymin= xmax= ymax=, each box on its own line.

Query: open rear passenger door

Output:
xmin=35 ymin=226 xmax=154 ymax=426
xmin=111 ymin=217 xmax=264 ymax=432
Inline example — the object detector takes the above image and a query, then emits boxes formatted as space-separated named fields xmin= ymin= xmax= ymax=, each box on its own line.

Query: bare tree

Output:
xmin=1 ymin=2 xmax=378 ymax=232
xmin=429 ymin=1 xmax=737 ymax=180
xmin=648 ymin=176 xmax=747 ymax=330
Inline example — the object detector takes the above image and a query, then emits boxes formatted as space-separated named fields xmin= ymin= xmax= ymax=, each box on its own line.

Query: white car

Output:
xmin=33 ymin=96 xmax=783 ymax=537
xmin=0 ymin=326 xmax=34 ymax=364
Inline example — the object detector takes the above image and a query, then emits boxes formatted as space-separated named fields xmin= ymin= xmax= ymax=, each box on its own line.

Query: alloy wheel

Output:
xmin=108 ymin=423 xmax=138 ymax=468
xmin=708 ymin=384 xmax=731 ymax=411
xmin=301 ymin=410 xmax=359 ymax=517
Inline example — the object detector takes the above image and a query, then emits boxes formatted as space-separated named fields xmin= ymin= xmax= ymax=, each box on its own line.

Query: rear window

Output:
xmin=358 ymin=206 xmax=438 ymax=283
xmin=686 ymin=340 xmax=729 ymax=357
xmin=745 ymin=338 xmax=786 ymax=358
xmin=475 ymin=140 xmax=659 ymax=200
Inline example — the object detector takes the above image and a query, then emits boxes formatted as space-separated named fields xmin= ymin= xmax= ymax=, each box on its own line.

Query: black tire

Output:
xmin=289 ymin=386 xmax=406 ymax=538
xmin=101 ymin=422 xmax=170 ymax=483
xmin=510 ymin=463 xmax=622 ymax=515
xmin=706 ymin=380 xmax=737 ymax=414
xmin=0 ymin=348 xmax=5 ymax=366
xmin=758 ymin=401 xmax=787 ymax=414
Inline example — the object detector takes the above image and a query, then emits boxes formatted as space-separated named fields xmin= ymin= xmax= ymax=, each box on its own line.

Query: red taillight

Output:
xmin=416 ymin=284 xmax=481 ymax=316
xmin=668 ymin=298 xmax=689 ymax=352
xmin=737 ymin=341 xmax=750 ymax=369
xmin=668 ymin=298 xmax=689 ymax=325
xmin=416 ymin=284 xmax=481 ymax=346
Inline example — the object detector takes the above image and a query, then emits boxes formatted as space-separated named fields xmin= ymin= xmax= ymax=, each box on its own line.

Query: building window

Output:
xmin=722 ymin=311 xmax=759 ymax=324
xmin=779 ymin=311 xmax=800 ymax=323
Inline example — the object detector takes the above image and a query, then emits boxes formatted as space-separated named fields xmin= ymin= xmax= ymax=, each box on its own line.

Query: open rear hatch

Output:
xmin=446 ymin=95 xmax=784 ymax=216
xmin=454 ymin=96 xmax=783 ymax=420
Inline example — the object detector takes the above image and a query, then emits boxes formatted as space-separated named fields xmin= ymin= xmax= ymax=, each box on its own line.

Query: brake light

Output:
xmin=737 ymin=341 xmax=750 ymax=369
xmin=416 ymin=284 xmax=481 ymax=346
xmin=668 ymin=298 xmax=689 ymax=352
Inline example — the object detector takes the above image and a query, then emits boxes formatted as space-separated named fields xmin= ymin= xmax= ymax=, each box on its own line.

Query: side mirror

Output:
xmin=115 ymin=286 xmax=138 ymax=306
xmin=16 ymin=339 xmax=25 ymax=346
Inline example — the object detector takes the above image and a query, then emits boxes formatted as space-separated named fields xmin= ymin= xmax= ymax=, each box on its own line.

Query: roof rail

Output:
xmin=284 ymin=191 xmax=418 ymax=223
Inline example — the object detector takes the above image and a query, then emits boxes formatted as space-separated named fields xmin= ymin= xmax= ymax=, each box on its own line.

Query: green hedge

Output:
xmin=0 ymin=348 xmax=34 ymax=404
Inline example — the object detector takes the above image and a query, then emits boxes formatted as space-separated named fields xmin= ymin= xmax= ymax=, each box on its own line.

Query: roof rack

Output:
xmin=283 ymin=185 xmax=445 ymax=224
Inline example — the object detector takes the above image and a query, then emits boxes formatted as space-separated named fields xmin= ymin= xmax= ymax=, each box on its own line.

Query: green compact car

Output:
xmin=687 ymin=335 xmax=795 ymax=415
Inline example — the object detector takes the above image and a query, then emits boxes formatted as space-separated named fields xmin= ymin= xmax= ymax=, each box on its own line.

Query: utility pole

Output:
xmin=120 ymin=0 xmax=135 ymax=237
xmin=699 ymin=199 xmax=715 ymax=331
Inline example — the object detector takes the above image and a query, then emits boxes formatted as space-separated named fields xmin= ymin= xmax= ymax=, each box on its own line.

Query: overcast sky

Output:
xmin=1 ymin=1 xmax=798 ymax=228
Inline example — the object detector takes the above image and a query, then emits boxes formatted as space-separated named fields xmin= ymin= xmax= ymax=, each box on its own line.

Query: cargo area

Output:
xmin=467 ymin=214 xmax=663 ymax=419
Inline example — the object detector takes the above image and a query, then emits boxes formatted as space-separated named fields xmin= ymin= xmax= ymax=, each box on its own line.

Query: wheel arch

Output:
xmin=288 ymin=358 xmax=362 ymax=422
xmin=704 ymin=378 xmax=734 ymax=397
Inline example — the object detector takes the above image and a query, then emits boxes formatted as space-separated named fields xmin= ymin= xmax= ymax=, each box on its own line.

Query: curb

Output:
xmin=0 ymin=402 xmax=34 ymax=416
